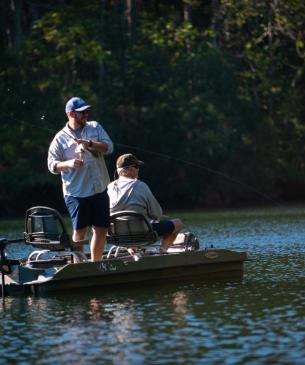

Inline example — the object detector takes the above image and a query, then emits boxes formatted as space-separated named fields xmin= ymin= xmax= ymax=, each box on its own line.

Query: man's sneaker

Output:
xmin=133 ymin=252 xmax=142 ymax=261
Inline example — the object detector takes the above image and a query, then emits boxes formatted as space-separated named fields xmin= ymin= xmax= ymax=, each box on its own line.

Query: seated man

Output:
xmin=107 ymin=153 xmax=182 ymax=255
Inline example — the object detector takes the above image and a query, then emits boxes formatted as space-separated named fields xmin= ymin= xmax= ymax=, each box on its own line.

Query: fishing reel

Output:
xmin=75 ymin=143 xmax=87 ymax=158
xmin=75 ymin=142 xmax=99 ymax=158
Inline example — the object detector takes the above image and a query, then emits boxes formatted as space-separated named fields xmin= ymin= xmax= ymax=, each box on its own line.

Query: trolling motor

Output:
xmin=0 ymin=237 xmax=24 ymax=298
xmin=0 ymin=238 xmax=9 ymax=298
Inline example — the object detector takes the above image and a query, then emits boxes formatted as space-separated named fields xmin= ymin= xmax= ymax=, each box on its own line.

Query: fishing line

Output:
xmin=115 ymin=143 xmax=278 ymax=204
xmin=1 ymin=111 xmax=278 ymax=204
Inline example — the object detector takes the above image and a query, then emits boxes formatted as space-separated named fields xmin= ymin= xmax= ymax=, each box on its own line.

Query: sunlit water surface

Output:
xmin=0 ymin=207 xmax=305 ymax=365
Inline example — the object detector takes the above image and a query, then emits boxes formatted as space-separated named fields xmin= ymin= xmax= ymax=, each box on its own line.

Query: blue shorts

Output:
xmin=152 ymin=220 xmax=175 ymax=236
xmin=64 ymin=190 xmax=110 ymax=230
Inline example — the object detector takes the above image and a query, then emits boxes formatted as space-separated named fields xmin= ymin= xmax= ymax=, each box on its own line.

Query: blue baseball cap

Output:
xmin=65 ymin=97 xmax=91 ymax=113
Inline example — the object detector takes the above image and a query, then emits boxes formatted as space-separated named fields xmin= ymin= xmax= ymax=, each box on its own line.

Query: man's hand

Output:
xmin=55 ymin=159 xmax=83 ymax=173
xmin=68 ymin=158 xmax=84 ymax=169
xmin=76 ymin=138 xmax=108 ymax=154
xmin=76 ymin=138 xmax=100 ymax=158
xmin=76 ymin=139 xmax=91 ymax=149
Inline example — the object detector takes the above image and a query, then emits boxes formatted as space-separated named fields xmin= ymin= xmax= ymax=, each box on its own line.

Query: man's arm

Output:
xmin=55 ymin=159 xmax=83 ymax=172
xmin=76 ymin=139 xmax=109 ymax=153
xmin=48 ymin=133 xmax=84 ymax=174
xmin=77 ymin=122 xmax=114 ymax=155
xmin=137 ymin=181 xmax=163 ymax=220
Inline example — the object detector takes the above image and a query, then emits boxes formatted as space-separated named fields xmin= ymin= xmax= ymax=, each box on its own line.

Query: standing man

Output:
xmin=107 ymin=153 xmax=182 ymax=254
xmin=48 ymin=97 xmax=113 ymax=262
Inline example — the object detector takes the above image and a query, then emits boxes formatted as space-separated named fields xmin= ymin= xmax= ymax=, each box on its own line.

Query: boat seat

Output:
xmin=106 ymin=211 xmax=159 ymax=249
xmin=24 ymin=206 xmax=88 ymax=262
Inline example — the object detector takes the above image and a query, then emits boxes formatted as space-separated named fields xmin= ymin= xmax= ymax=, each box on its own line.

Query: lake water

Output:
xmin=0 ymin=206 xmax=305 ymax=364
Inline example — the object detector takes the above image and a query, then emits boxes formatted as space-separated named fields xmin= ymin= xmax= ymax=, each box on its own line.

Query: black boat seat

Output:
xmin=106 ymin=211 xmax=158 ymax=249
xmin=24 ymin=206 xmax=88 ymax=262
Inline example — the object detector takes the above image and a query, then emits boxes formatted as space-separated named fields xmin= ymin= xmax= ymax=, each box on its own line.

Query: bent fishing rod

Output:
xmin=2 ymin=112 xmax=279 ymax=205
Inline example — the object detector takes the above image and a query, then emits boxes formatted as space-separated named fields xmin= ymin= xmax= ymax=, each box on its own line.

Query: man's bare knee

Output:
xmin=172 ymin=218 xmax=182 ymax=233
xmin=92 ymin=226 xmax=108 ymax=237
xmin=73 ymin=227 xmax=87 ymax=242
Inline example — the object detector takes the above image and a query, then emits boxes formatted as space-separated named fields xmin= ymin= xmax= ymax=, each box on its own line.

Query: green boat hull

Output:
xmin=2 ymin=249 xmax=247 ymax=295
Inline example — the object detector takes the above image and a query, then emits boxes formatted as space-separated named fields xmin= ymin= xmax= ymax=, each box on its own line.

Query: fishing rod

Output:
xmin=2 ymin=111 xmax=279 ymax=205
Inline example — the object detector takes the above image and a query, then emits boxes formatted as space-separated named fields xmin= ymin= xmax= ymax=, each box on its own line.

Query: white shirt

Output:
xmin=48 ymin=121 xmax=113 ymax=197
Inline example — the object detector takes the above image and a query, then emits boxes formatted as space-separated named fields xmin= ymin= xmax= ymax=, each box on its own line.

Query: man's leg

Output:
xmin=91 ymin=226 xmax=108 ymax=262
xmin=160 ymin=218 xmax=183 ymax=253
xmin=65 ymin=195 xmax=87 ymax=249
xmin=73 ymin=227 xmax=87 ymax=242
xmin=71 ymin=227 xmax=87 ymax=262
xmin=90 ymin=190 xmax=110 ymax=262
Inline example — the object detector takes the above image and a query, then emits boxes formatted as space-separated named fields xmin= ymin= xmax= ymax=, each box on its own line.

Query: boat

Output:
xmin=0 ymin=206 xmax=247 ymax=296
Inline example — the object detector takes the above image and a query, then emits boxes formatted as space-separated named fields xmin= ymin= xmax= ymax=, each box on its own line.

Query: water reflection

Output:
xmin=88 ymin=298 xmax=105 ymax=321
xmin=172 ymin=290 xmax=188 ymax=316
xmin=1 ymin=277 xmax=304 ymax=365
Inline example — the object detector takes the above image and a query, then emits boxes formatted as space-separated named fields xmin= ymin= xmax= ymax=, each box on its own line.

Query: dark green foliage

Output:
xmin=0 ymin=0 xmax=304 ymax=216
